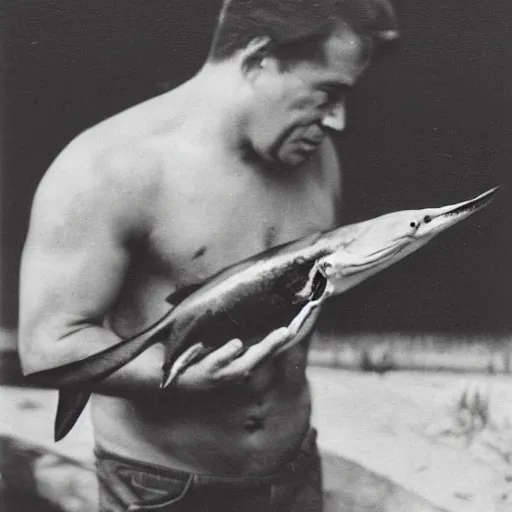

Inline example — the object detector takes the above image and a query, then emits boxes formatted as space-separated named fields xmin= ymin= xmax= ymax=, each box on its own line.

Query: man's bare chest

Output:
xmin=147 ymin=167 xmax=338 ymax=288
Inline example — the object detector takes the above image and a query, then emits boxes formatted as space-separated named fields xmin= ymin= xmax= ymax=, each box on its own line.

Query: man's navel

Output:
xmin=192 ymin=245 xmax=207 ymax=260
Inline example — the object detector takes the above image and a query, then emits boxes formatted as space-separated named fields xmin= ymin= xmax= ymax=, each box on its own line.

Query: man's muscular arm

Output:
xmin=18 ymin=144 xmax=164 ymax=397
xmin=18 ymin=143 xmax=292 ymax=398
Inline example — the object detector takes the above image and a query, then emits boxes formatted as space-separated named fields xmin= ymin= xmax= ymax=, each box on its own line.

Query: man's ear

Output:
xmin=240 ymin=36 xmax=278 ymax=76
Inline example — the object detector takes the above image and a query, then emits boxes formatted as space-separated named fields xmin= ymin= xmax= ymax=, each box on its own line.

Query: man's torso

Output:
xmin=73 ymin=91 xmax=340 ymax=476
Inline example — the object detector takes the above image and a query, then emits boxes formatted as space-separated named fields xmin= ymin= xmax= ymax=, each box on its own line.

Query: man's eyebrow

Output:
xmin=318 ymin=81 xmax=351 ymax=92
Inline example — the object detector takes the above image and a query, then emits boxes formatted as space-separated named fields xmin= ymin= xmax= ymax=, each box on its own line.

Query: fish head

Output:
xmin=315 ymin=187 xmax=498 ymax=296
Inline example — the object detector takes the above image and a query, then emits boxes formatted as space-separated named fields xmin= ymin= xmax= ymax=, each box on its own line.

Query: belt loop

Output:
xmin=127 ymin=473 xmax=194 ymax=511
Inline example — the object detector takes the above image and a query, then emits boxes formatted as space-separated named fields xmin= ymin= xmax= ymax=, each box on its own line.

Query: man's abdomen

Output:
xmin=91 ymin=346 xmax=312 ymax=476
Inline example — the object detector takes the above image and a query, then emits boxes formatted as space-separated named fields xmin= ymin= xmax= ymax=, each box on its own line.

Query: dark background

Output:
xmin=1 ymin=0 xmax=511 ymax=336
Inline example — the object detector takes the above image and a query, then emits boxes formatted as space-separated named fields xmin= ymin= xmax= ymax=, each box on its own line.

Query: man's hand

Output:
xmin=172 ymin=327 xmax=292 ymax=392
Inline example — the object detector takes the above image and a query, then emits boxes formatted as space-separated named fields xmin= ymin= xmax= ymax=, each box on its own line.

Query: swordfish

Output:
xmin=26 ymin=187 xmax=497 ymax=441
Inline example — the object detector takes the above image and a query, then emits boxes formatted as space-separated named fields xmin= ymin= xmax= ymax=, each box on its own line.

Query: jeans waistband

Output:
xmin=95 ymin=426 xmax=317 ymax=487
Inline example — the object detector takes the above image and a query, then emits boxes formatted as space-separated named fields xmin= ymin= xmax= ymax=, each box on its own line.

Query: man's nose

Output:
xmin=321 ymin=101 xmax=346 ymax=132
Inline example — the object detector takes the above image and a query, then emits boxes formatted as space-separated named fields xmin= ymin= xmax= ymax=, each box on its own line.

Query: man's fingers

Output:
xmin=220 ymin=327 xmax=291 ymax=377
xmin=261 ymin=327 xmax=292 ymax=350
xmin=175 ymin=329 xmax=293 ymax=388
xmin=201 ymin=338 xmax=244 ymax=370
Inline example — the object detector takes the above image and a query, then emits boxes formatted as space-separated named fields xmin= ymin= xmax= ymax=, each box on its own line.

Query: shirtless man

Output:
xmin=19 ymin=0 xmax=398 ymax=510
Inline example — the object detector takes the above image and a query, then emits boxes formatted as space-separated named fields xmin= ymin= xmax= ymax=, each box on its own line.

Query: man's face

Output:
xmin=246 ymin=28 xmax=370 ymax=166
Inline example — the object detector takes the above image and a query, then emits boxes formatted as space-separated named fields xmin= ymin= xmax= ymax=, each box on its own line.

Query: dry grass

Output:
xmin=420 ymin=378 xmax=512 ymax=478
xmin=451 ymin=381 xmax=492 ymax=443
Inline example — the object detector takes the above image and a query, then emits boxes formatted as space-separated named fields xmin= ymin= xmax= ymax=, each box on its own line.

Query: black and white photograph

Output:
xmin=0 ymin=0 xmax=511 ymax=510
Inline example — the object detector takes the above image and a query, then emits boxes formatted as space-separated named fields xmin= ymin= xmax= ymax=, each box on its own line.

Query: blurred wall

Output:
xmin=1 ymin=0 xmax=511 ymax=335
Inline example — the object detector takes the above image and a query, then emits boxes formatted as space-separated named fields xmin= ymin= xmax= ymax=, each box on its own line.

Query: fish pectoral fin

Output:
xmin=275 ymin=299 xmax=323 ymax=356
xmin=55 ymin=388 xmax=92 ymax=442
xmin=288 ymin=300 xmax=322 ymax=337
xmin=160 ymin=342 xmax=207 ymax=389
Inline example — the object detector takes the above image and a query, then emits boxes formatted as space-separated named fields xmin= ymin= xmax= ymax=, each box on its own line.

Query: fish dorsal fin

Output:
xmin=166 ymin=283 xmax=203 ymax=307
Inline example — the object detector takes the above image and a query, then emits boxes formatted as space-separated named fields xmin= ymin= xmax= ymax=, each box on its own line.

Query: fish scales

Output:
xmin=163 ymin=250 xmax=327 ymax=359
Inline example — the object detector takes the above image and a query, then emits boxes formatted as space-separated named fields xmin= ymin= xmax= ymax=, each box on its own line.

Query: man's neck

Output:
xmin=166 ymin=61 xmax=252 ymax=153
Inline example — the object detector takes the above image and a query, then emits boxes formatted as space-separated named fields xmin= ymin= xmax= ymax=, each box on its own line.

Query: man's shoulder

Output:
xmin=62 ymin=127 xmax=157 ymax=175
xmin=30 ymin=132 xmax=166 ymax=239
xmin=43 ymin=128 xmax=168 ymax=202
xmin=36 ymin=123 xmax=209 ymax=227
xmin=56 ymin=112 xmax=204 ymax=181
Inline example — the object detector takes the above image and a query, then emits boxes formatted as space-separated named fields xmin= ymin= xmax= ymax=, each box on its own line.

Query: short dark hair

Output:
xmin=209 ymin=0 xmax=399 ymax=63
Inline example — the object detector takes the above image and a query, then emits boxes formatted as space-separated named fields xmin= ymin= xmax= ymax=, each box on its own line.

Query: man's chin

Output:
xmin=277 ymin=150 xmax=312 ymax=167
xmin=251 ymin=144 xmax=313 ymax=168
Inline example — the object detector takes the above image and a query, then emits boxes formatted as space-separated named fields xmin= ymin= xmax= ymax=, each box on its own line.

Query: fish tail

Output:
xmin=52 ymin=316 xmax=176 ymax=440
xmin=55 ymin=388 xmax=92 ymax=442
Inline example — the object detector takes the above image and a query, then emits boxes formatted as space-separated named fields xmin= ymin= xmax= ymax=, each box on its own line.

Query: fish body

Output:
xmin=159 ymin=186 xmax=499 ymax=386
xmin=25 ymin=187 xmax=497 ymax=440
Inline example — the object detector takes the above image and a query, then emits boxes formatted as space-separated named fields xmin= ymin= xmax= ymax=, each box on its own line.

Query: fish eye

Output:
xmin=423 ymin=215 xmax=432 ymax=223
xmin=410 ymin=221 xmax=417 ymax=228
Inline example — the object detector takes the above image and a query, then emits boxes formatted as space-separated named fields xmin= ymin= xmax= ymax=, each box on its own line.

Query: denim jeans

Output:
xmin=95 ymin=428 xmax=323 ymax=512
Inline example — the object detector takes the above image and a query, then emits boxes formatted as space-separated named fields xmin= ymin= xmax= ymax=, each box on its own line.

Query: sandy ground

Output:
xmin=309 ymin=368 xmax=512 ymax=512
xmin=1 ymin=368 xmax=511 ymax=511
